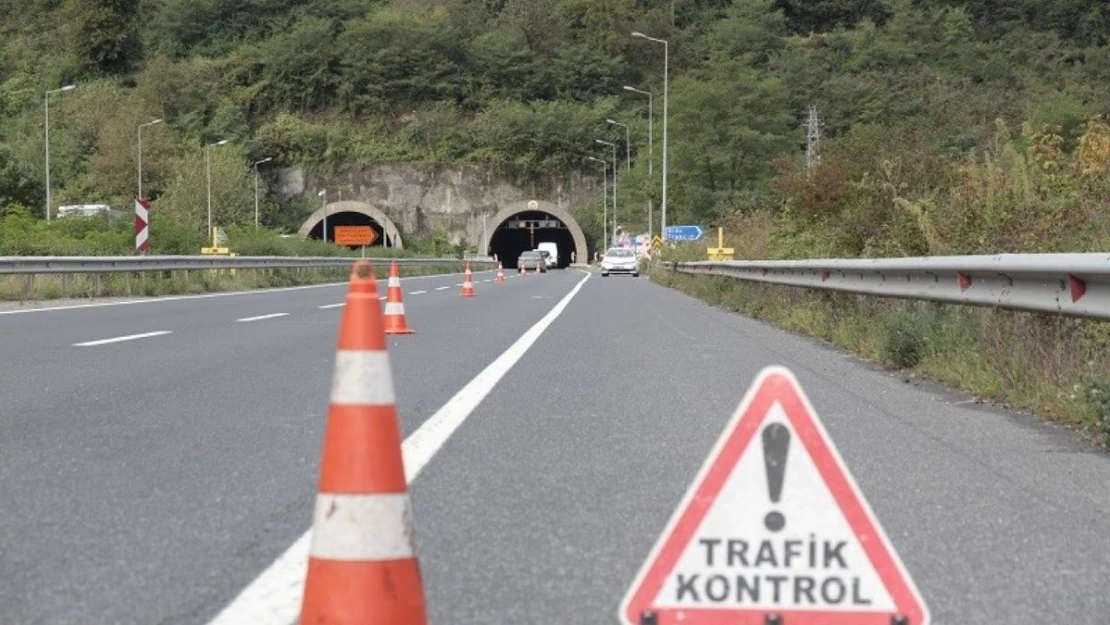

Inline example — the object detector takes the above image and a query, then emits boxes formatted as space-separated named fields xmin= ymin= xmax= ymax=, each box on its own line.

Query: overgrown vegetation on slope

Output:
xmin=4 ymin=0 xmax=1110 ymax=253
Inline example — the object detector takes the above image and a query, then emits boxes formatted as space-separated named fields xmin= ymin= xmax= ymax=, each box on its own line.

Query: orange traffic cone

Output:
xmin=495 ymin=262 xmax=506 ymax=283
xmin=299 ymin=260 xmax=428 ymax=625
xmin=383 ymin=261 xmax=415 ymax=335
xmin=460 ymin=262 xmax=475 ymax=298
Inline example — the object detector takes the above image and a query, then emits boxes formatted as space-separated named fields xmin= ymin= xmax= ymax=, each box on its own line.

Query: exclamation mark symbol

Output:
xmin=762 ymin=423 xmax=791 ymax=532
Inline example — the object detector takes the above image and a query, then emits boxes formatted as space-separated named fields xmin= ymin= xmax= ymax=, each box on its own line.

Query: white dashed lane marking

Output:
xmin=73 ymin=331 xmax=173 ymax=347
xmin=236 ymin=313 xmax=289 ymax=323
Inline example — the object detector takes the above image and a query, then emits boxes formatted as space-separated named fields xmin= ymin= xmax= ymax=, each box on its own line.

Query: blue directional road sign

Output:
xmin=664 ymin=225 xmax=705 ymax=241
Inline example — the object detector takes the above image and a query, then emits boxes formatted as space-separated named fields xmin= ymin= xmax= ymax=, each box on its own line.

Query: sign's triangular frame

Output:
xmin=618 ymin=366 xmax=929 ymax=625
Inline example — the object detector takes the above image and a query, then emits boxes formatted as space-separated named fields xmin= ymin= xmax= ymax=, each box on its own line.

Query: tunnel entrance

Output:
xmin=489 ymin=211 xmax=576 ymax=269
xmin=298 ymin=200 xmax=405 ymax=249
xmin=306 ymin=211 xmax=394 ymax=248
xmin=483 ymin=200 xmax=588 ymax=269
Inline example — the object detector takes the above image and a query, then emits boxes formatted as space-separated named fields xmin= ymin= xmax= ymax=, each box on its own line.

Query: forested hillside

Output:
xmin=2 ymin=0 xmax=1110 ymax=255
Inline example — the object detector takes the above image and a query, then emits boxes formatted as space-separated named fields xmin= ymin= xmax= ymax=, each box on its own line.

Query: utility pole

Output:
xmin=587 ymin=156 xmax=607 ymax=253
xmin=319 ymin=189 xmax=328 ymax=242
xmin=253 ymin=157 xmax=273 ymax=228
xmin=623 ymin=85 xmax=654 ymax=238
xmin=631 ymin=32 xmax=668 ymax=239
xmin=138 ymin=119 xmax=164 ymax=201
xmin=206 ymin=139 xmax=230 ymax=240
xmin=44 ymin=84 xmax=76 ymax=222
xmin=805 ymin=104 xmax=823 ymax=175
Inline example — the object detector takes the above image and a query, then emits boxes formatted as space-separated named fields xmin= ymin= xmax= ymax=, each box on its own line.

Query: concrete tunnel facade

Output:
xmin=298 ymin=201 xmax=405 ymax=249
xmin=482 ymin=200 xmax=589 ymax=269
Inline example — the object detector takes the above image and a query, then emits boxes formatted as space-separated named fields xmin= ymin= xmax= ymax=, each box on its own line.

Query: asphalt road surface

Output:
xmin=1 ymin=267 xmax=1108 ymax=624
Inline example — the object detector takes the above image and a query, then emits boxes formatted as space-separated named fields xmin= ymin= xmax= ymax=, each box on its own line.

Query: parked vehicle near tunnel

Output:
xmin=537 ymin=242 xmax=560 ymax=268
xmin=518 ymin=250 xmax=548 ymax=273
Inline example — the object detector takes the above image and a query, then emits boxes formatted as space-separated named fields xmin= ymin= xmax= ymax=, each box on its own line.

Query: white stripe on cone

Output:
xmin=330 ymin=350 xmax=396 ymax=405
xmin=384 ymin=302 xmax=406 ymax=316
xmin=309 ymin=493 xmax=415 ymax=561
xmin=388 ymin=277 xmax=402 ymax=287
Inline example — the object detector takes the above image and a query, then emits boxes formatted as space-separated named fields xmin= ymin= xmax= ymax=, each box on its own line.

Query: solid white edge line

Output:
xmin=236 ymin=313 xmax=290 ymax=323
xmin=0 ymin=270 xmax=489 ymax=317
xmin=204 ymin=270 xmax=591 ymax=625
xmin=73 ymin=330 xmax=173 ymax=347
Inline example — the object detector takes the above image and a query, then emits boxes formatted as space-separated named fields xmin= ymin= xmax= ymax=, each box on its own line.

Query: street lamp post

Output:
xmin=595 ymin=139 xmax=617 ymax=246
xmin=44 ymin=84 xmax=76 ymax=222
xmin=605 ymin=119 xmax=631 ymax=172
xmin=632 ymin=31 xmax=668 ymax=239
xmin=586 ymin=156 xmax=607 ymax=255
xmin=319 ymin=189 xmax=329 ymax=242
xmin=624 ymin=85 xmax=654 ymax=238
xmin=138 ymin=119 xmax=164 ymax=201
xmin=206 ymin=139 xmax=230 ymax=241
xmin=252 ymin=157 xmax=273 ymax=228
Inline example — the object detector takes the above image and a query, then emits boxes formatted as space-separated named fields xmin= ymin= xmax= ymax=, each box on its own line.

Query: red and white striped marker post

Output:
xmin=135 ymin=199 xmax=150 ymax=254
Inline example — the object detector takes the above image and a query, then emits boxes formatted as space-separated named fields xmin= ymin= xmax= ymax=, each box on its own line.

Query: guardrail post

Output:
xmin=62 ymin=274 xmax=70 ymax=298
xmin=124 ymin=272 xmax=132 ymax=297
xmin=95 ymin=273 xmax=102 ymax=297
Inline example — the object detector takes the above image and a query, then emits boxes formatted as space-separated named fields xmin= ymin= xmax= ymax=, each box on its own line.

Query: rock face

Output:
xmin=274 ymin=163 xmax=598 ymax=245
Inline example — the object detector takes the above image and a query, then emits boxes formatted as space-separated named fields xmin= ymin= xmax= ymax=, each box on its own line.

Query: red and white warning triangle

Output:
xmin=619 ymin=366 xmax=929 ymax=625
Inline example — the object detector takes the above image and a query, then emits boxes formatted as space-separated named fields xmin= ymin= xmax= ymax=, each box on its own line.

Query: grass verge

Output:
xmin=0 ymin=262 xmax=469 ymax=302
xmin=652 ymin=265 xmax=1110 ymax=448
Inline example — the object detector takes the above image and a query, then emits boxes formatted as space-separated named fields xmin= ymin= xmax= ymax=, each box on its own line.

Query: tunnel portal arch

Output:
xmin=483 ymin=200 xmax=588 ymax=268
xmin=298 ymin=200 xmax=404 ymax=249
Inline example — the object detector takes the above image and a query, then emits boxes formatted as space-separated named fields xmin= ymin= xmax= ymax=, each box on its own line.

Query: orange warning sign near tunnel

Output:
xmin=333 ymin=225 xmax=378 ymax=247
xmin=619 ymin=366 xmax=929 ymax=625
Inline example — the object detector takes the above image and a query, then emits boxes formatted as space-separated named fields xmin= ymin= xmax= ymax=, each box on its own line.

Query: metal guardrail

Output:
xmin=0 ymin=255 xmax=496 ymax=275
xmin=674 ymin=254 xmax=1110 ymax=320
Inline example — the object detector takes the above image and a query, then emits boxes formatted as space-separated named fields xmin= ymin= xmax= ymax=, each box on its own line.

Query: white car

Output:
xmin=600 ymin=247 xmax=639 ymax=277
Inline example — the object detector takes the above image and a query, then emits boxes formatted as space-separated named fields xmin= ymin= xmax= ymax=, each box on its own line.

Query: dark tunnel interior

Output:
xmin=307 ymin=211 xmax=392 ymax=247
xmin=488 ymin=211 xmax=577 ymax=269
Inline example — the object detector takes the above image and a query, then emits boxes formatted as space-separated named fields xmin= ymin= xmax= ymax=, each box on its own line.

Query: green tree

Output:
xmin=151 ymin=145 xmax=254 ymax=234
xmin=67 ymin=0 xmax=143 ymax=75
xmin=0 ymin=145 xmax=40 ymax=213
xmin=773 ymin=0 xmax=891 ymax=33
xmin=338 ymin=6 xmax=465 ymax=113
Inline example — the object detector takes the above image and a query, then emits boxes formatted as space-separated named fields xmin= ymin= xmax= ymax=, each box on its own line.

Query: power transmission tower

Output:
xmin=804 ymin=105 xmax=823 ymax=174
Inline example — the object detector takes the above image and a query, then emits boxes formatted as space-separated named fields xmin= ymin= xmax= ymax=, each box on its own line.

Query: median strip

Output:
xmin=73 ymin=331 xmax=173 ymax=347
xmin=236 ymin=313 xmax=290 ymax=323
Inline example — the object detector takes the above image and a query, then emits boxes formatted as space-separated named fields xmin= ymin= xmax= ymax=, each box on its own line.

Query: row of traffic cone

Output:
xmin=381 ymin=259 xmax=511 ymax=333
xmin=301 ymin=257 xmax=527 ymax=623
